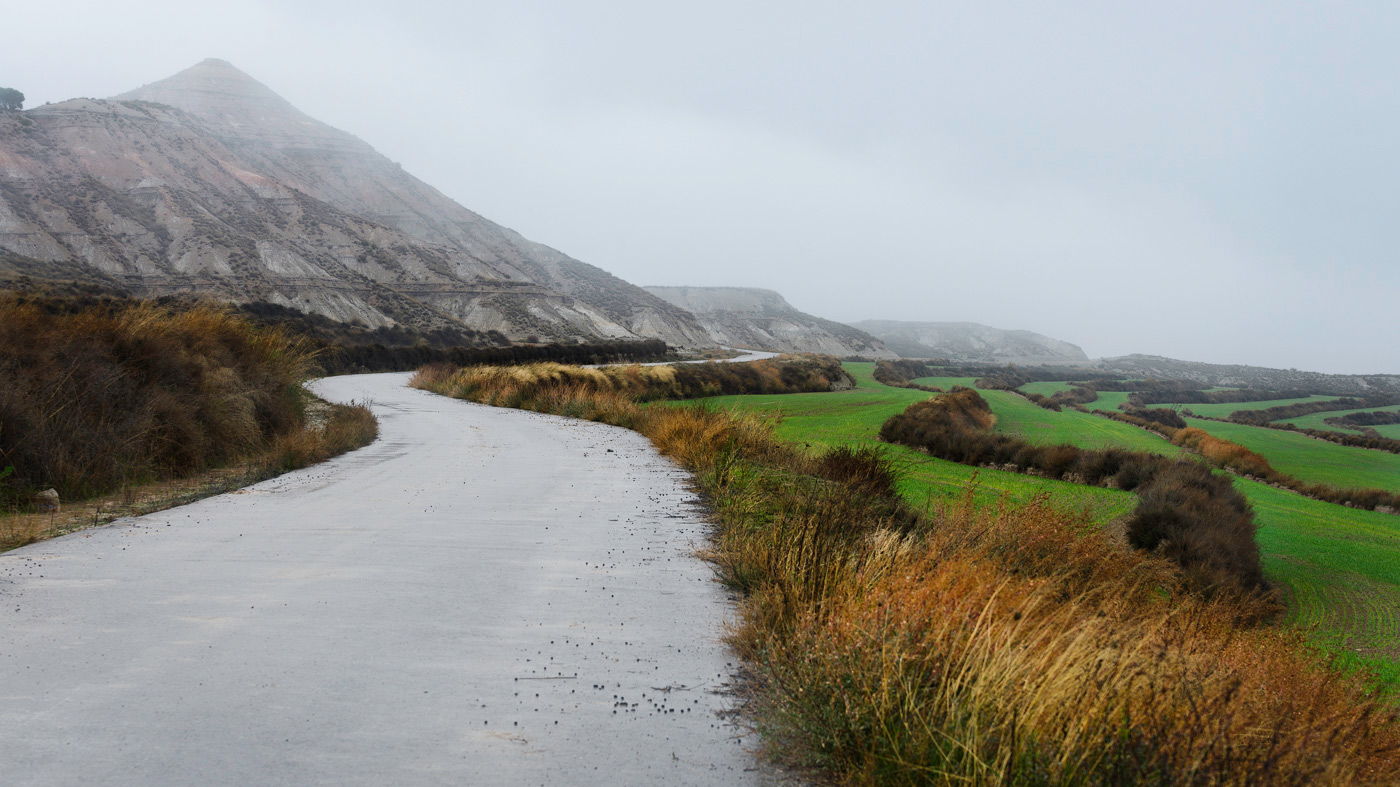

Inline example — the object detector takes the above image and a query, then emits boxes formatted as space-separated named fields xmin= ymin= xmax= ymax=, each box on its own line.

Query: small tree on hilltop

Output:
xmin=0 ymin=88 xmax=24 ymax=111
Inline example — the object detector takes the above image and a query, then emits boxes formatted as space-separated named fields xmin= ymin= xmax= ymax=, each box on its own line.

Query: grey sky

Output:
xmin=9 ymin=1 xmax=1398 ymax=373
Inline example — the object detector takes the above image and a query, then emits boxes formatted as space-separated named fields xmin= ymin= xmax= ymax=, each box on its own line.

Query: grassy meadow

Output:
xmin=690 ymin=363 xmax=1400 ymax=699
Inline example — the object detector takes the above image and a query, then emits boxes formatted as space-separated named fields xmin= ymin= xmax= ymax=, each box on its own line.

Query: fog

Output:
xmin=9 ymin=1 xmax=1398 ymax=373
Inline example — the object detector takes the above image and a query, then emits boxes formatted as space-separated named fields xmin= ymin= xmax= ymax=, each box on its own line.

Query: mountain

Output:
xmin=644 ymin=286 xmax=896 ymax=358
xmin=0 ymin=59 xmax=711 ymax=345
xmin=1092 ymin=355 xmax=1400 ymax=395
xmin=853 ymin=320 xmax=1088 ymax=364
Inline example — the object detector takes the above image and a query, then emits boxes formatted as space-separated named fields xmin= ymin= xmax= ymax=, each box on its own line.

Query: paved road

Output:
xmin=0 ymin=373 xmax=761 ymax=785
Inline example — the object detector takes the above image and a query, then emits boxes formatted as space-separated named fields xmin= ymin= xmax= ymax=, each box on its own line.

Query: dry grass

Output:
xmin=414 ymin=365 xmax=1400 ymax=785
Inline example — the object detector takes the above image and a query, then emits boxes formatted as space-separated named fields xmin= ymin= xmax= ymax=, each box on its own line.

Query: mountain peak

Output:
xmin=111 ymin=59 xmax=312 ymax=131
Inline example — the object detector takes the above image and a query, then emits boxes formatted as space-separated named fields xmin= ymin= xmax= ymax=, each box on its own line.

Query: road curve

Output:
xmin=0 ymin=373 xmax=760 ymax=785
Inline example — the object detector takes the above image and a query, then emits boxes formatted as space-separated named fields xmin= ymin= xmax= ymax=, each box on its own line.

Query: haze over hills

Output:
xmin=854 ymin=320 xmax=1088 ymax=365
xmin=1091 ymin=355 xmax=1400 ymax=395
xmin=0 ymin=59 xmax=711 ymax=346
xmin=645 ymin=286 xmax=896 ymax=358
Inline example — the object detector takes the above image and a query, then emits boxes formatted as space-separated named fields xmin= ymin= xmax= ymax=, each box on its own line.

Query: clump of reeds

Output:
xmin=412 ymin=363 xmax=1400 ymax=785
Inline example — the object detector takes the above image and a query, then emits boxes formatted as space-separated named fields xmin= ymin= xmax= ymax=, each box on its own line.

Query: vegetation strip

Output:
xmin=414 ymin=358 xmax=1400 ymax=784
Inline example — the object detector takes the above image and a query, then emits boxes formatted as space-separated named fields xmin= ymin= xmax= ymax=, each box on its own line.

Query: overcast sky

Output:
xmin=9 ymin=1 xmax=1399 ymax=373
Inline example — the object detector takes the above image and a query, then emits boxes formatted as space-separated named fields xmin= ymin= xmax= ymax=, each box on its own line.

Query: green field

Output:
xmin=1183 ymin=417 xmax=1400 ymax=493
xmin=1085 ymin=391 xmax=1132 ymax=412
xmin=691 ymin=364 xmax=1136 ymax=523
xmin=1019 ymin=381 xmax=1078 ymax=396
xmin=1245 ymin=479 xmax=1400 ymax=684
xmin=908 ymin=375 xmax=978 ymax=389
xmin=683 ymin=362 xmax=1400 ymax=694
xmin=1153 ymin=395 xmax=1344 ymax=420
xmin=1282 ymin=403 xmax=1400 ymax=436
xmin=982 ymin=390 xmax=1182 ymax=456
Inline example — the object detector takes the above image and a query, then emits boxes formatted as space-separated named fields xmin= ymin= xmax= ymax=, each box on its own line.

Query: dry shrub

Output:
xmin=1174 ymin=427 xmax=1275 ymax=477
xmin=0 ymin=294 xmax=315 ymax=505
xmin=263 ymin=402 xmax=378 ymax=474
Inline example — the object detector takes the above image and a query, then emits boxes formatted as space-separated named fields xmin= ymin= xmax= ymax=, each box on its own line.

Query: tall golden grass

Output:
xmin=414 ymin=365 xmax=1400 ymax=785
xmin=413 ymin=353 xmax=851 ymax=407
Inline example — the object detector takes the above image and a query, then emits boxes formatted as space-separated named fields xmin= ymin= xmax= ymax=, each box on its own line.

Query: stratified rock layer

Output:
xmin=0 ymin=59 xmax=710 ymax=345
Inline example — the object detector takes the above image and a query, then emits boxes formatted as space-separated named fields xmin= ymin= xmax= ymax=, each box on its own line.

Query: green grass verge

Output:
xmin=1183 ymin=417 xmax=1400 ymax=494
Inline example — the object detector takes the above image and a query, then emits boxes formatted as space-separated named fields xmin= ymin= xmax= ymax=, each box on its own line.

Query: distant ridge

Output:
xmin=854 ymin=320 xmax=1087 ymax=364
xmin=0 ymin=59 xmax=711 ymax=345
xmin=645 ymin=286 xmax=896 ymax=358
xmin=1093 ymin=355 xmax=1400 ymax=394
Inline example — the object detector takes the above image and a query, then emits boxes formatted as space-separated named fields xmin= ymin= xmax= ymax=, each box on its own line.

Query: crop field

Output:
xmin=689 ymin=364 xmax=1136 ymax=522
xmin=1018 ymin=381 xmax=1079 ymax=396
xmin=1085 ymin=390 xmax=1132 ymax=412
xmin=1183 ymin=417 xmax=1400 ymax=493
xmin=1154 ymin=394 xmax=1344 ymax=419
xmin=982 ymin=390 xmax=1182 ymax=456
xmin=1283 ymin=403 xmax=1400 ymax=436
xmin=908 ymin=375 xmax=978 ymax=389
xmin=683 ymin=362 xmax=1400 ymax=696
xmin=1243 ymin=478 xmax=1400 ymax=686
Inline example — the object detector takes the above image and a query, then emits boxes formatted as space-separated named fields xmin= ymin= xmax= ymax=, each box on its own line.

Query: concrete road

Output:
xmin=0 ymin=373 xmax=761 ymax=785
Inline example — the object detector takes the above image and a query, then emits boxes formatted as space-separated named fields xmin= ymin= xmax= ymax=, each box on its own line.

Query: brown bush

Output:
xmin=0 ymin=293 xmax=315 ymax=505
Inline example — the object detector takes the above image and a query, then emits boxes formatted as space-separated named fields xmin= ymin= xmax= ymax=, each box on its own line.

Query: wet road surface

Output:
xmin=0 ymin=373 xmax=761 ymax=785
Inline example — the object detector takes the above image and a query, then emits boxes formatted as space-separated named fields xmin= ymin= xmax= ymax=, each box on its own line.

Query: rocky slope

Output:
xmin=0 ymin=59 xmax=710 ymax=345
xmin=645 ymin=286 xmax=896 ymax=358
xmin=853 ymin=320 xmax=1088 ymax=365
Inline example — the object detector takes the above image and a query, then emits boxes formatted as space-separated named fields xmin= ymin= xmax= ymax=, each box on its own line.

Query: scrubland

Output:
xmin=0 ymin=293 xmax=377 ymax=548
xmin=414 ymin=358 xmax=1400 ymax=785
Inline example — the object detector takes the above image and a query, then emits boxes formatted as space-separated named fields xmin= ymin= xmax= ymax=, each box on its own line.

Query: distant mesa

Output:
xmin=645 ymin=286 xmax=897 ymax=358
xmin=854 ymin=320 xmax=1088 ymax=365
xmin=0 ymin=59 xmax=710 ymax=347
